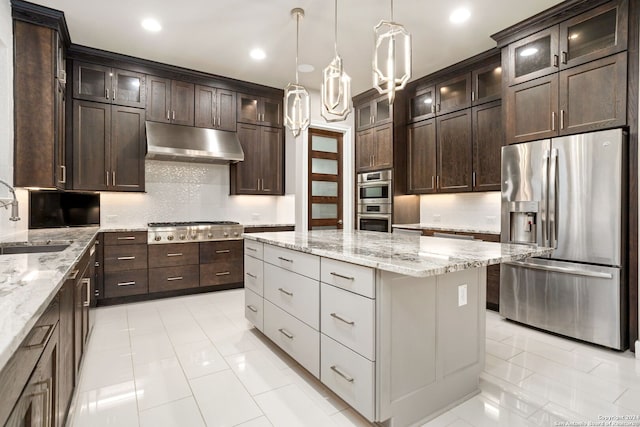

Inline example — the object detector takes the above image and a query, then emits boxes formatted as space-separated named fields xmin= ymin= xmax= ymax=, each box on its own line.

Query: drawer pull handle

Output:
xmin=330 ymin=312 xmax=355 ymax=325
xmin=278 ymin=328 xmax=294 ymax=339
xmin=117 ymin=281 xmax=136 ymax=287
xmin=246 ymin=247 xmax=257 ymax=252
xmin=330 ymin=272 xmax=355 ymax=281
xmin=166 ymin=253 xmax=183 ymax=257
xmin=330 ymin=365 xmax=354 ymax=383
xmin=69 ymin=269 xmax=80 ymax=280
xmin=216 ymin=271 xmax=231 ymax=276
xmin=247 ymin=305 xmax=258 ymax=313
xmin=167 ymin=276 xmax=183 ymax=281
xmin=117 ymin=236 xmax=136 ymax=240
xmin=25 ymin=324 xmax=55 ymax=349
xmin=215 ymin=250 xmax=230 ymax=254
xmin=83 ymin=278 xmax=91 ymax=307
xmin=278 ymin=256 xmax=293 ymax=263
xmin=278 ymin=287 xmax=293 ymax=296
xmin=246 ymin=272 xmax=257 ymax=279
xmin=117 ymin=256 xmax=136 ymax=260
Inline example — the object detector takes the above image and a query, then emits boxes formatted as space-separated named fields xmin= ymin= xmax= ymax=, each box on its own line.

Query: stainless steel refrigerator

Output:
xmin=500 ymin=128 xmax=627 ymax=350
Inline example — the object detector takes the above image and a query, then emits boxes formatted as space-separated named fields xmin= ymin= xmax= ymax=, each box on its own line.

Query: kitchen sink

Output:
xmin=0 ymin=243 xmax=69 ymax=255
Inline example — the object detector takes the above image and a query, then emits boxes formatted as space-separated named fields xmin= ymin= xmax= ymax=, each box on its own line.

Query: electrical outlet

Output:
xmin=458 ymin=284 xmax=468 ymax=307
xmin=433 ymin=214 xmax=441 ymax=223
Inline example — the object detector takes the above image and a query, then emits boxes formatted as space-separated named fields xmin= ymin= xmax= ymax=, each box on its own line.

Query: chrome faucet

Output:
xmin=0 ymin=179 xmax=20 ymax=221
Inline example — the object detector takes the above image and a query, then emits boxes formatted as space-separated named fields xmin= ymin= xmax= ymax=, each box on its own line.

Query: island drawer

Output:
xmin=148 ymin=243 xmax=199 ymax=268
xmin=104 ymin=244 xmax=148 ymax=272
xmin=321 ymin=334 xmax=374 ymax=421
xmin=148 ymin=265 xmax=199 ymax=292
xmin=264 ymin=300 xmax=319 ymax=378
xmin=244 ymin=240 xmax=264 ymax=260
xmin=321 ymin=283 xmax=375 ymax=360
xmin=264 ymin=263 xmax=319 ymax=329
xmin=103 ymin=231 xmax=148 ymax=246
xmin=244 ymin=288 xmax=263 ymax=332
xmin=244 ymin=255 xmax=264 ymax=296
xmin=264 ymin=244 xmax=320 ymax=280
xmin=321 ymin=258 xmax=375 ymax=298
xmin=104 ymin=269 xmax=148 ymax=298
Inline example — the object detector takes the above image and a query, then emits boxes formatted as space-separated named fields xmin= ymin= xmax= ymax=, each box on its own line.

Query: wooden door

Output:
xmin=373 ymin=123 xmax=393 ymax=169
xmin=355 ymin=128 xmax=374 ymax=172
xmin=436 ymin=72 xmax=472 ymax=114
xmin=73 ymin=100 xmax=110 ymax=191
xmin=505 ymin=74 xmax=559 ymax=144
xmin=171 ymin=80 xmax=195 ymax=126
xmin=73 ymin=61 xmax=111 ymax=103
xmin=112 ymin=69 xmax=145 ymax=108
xmin=57 ymin=280 xmax=74 ymax=424
xmin=407 ymin=119 xmax=437 ymax=193
xmin=194 ymin=84 xmax=215 ymax=128
xmin=261 ymin=96 xmax=282 ymax=127
xmin=558 ymin=52 xmax=627 ymax=135
xmin=507 ymin=26 xmax=559 ymax=86
xmin=146 ymin=76 xmax=171 ymax=122
xmin=217 ymin=89 xmax=237 ymax=131
xmin=111 ymin=106 xmax=145 ymax=191
xmin=308 ymin=128 xmax=343 ymax=230
xmin=259 ymin=126 xmax=284 ymax=194
xmin=472 ymin=62 xmax=502 ymax=105
xmin=237 ymin=93 xmax=259 ymax=124
xmin=437 ymin=110 xmax=472 ymax=193
xmin=231 ymin=123 xmax=261 ymax=194
xmin=408 ymin=85 xmax=436 ymax=122
xmin=473 ymin=101 xmax=503 ymax=192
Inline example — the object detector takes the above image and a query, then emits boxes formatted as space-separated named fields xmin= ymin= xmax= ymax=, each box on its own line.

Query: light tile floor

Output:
xmin=67 ymin=289 xmax=640 ymax=427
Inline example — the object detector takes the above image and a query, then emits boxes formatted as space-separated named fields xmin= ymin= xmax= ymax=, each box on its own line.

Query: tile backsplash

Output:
xmin=420 ymin=192 xmax=501 ymax=233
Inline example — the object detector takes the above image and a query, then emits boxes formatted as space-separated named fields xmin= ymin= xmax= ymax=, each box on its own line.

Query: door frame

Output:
xmin=307 ymin=128 xmax=344 ymax=230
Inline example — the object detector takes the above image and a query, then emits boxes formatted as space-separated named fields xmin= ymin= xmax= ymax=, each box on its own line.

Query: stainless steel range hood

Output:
xmin=145 ymin=121 xmax=244 ymax=164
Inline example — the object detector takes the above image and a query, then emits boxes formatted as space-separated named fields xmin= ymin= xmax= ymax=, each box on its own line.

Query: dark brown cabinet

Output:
xmin=200 ymin=240 xmax=244 ymax=287
xmin=407 ymin=119 xmax=437 ymax=193
xmin=355 ymin=123 xmax=393 ymax=172
xmin=103 ymin=232 xmax=149 ymax=298
xmin=436 ymin=73 xmax=472 ymax=115
xmin=472 ymin=101 xmax=504 ymax=191
xmin=72 ymin=100 xmax=145 ymax=191
xmin=472 ymin=62 xmax=502 ymax=105
xmin=355 ymin=95 xmax=392 ymax=131
xmin=73 ymin=62 xmax=145 ymax=108
xmin=58 ymin=279 xmax=74 ymax=423
xmin=437 ymin=110 xmax=472 ymax=193
xmin=407 ymin=85 xmax=436 ymax=123
xmin=195 ymin=85 xmax=236 ymax=131
xmin=505 ymin=74 xmax=558 ymax=144
xmin=146 ymin=76 xmax=195 ymax=126
xmin=507 ymin=26 xmax=560 ymax=86
xmin=230 ymin=123 xmax=284 ymax=195
xmin=237 ymin=93 xmax=282 ymax=127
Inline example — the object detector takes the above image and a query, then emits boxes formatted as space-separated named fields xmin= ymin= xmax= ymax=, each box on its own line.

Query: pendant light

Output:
xmin=321 ymin=0 xmax=351 ymax=122
xmin=284 ymin=8 xmax=310 ymax=137
xmin=373 ymin=0 xmax=411 ymax=105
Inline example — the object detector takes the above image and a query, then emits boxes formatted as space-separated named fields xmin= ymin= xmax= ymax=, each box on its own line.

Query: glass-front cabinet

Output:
xmin=408 ymin=85 xmax=436 ymax=123
xmin=473 ymin=62 xmax=502 ymax=105
xmin=73 ymin=62 xmax=145 ymax=108
xmin=436 ymin=73 xmax=471 ymax=114
xmin=508 ymin=27 xmax=559 ymax=85
xmin=237 ymin=93 xmax=282 ymax=127
xmin=356 ymin=95 xmax=392 ymax=131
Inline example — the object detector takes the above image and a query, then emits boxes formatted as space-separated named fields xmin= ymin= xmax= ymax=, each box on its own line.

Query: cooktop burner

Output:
xmin=147 ymin=221 xmax=244 ymax=244
xmin=148 ymin=221 xmax=240 ymax=227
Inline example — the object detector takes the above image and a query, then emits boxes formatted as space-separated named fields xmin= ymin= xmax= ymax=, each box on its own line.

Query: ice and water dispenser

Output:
xmin=508 ymin=201 xmax=538 ymax=244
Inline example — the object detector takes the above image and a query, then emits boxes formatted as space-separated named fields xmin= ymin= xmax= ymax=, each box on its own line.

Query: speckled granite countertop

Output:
xmin=243 ymin=230 xmax=552 ymax=278
xmin=392 ymin=223 xmax=500 ymax=235
xmin=0 ymin=227 xmax=99 ymax=372
xmin=99 ymin=224 xmax=294 ymax=232
xmin=244 ymin=224 xmax=295 ymax=229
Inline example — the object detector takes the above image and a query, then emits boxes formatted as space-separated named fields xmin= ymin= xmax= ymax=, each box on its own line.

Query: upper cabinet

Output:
xmin=472 ymin=62 xmax=502 ymax=105
xmin=507 ymin=27 xmax=560 ymax=86
xmin=195 ymin=85 xmax=236 ymax=132
xmin=146 ymin=76 xmax=195 ymax=126
xmin=436 ymin=73 xmax=471 ymax=115
xmin=355 ymin=96 xmax=392 ymax=131
xmin=237 ymin=93 xmax=282 ymax=128
xmin=73 ymin=62 xmax=146 ymax=108
xmin=407 ymin=85 xmax=436 ymax=123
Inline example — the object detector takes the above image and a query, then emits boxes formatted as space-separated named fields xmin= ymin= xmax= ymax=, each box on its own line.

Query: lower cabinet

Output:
xmin=148 ymin=242 xmax=199 ymax=292
xmin=200 ymin=240 xmax=244 ymax=287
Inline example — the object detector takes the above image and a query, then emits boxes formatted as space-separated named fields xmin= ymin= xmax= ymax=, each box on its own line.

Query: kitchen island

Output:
xmin=243 ymin=230 xmax=552 ymax=427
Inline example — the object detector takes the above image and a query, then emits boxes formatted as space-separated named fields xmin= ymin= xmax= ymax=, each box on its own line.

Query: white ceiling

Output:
xmin=37 ymin=0 xmax=564 ymax=95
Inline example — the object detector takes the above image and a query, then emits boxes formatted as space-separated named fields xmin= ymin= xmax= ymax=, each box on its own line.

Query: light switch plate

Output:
xmin=458 ymin=284 xmax=467 ymax=307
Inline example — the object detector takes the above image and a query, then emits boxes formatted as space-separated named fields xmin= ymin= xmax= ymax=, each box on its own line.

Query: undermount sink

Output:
xmin=0 ymin=243 xmax=70 ymax=255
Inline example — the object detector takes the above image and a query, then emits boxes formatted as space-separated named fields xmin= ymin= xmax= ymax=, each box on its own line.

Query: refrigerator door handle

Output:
xmin=541 ymin=150 xmax=549 ymax=247
xmin=504 ymin=261 xmax=614 ymax=279
xmin=549 ymin=148 xmax=559 ymax=248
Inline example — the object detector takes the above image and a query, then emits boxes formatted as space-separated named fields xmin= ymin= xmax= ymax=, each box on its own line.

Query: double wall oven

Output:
xmin=357 ymin=169 xmax=392 ymax=232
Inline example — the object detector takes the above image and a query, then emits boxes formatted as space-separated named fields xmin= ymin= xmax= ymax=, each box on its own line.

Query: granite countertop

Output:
xmin=392 ymin=223 xmax=500 ymax=235
xmin=99 ymin=224 xmax=295 ymax=232
xmin=0 ymin=226 xmax=99 ymax=372
xmin=243 ymin=230 xmax=552 ymax=278
xmin=244 ymin=224 xmax=295 ymax=229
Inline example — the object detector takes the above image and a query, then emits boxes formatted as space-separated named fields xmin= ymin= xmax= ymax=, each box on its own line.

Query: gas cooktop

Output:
xmin=147 ymin=221 xmax=244 ymax=244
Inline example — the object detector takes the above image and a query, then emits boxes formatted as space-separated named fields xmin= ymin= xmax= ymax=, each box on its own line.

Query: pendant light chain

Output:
xmin=334 ymin=0 xmax=338 ymax=56
xmin=390 ymin=0 xmax=394 ymax=21
xmin=295 ymin=12 xmax=300 ymax=85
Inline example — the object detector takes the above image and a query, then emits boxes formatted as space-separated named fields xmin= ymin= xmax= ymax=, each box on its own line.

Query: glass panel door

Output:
xmin=308 ymin=128 xmax=343 ymax=230
xmin=356 ymin=104 xmax=372 ymax=130
xmin=113 ymin=70 xmax=145 ymax=108
xmin=374 ymin=98 xmax=391 ymax=124
xmin=508 ymin=26 xmax=559 ymax=85
xmin=409 ymin=86 xmax=435 ymax=122
xmin=262 ymin=97 xmax=282 ymax=126
xmin=436 ymin=73 xmax=471 ymax=114
xmin=238 ymin=94 xmax=259 ymax=124
xmin=473 ymin=63 xmax=502 ymax=105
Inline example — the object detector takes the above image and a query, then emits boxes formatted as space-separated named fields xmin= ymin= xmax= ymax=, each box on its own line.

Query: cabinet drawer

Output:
xmin=321 ymin=258 xmax=375 ymax=298
xmin=245 ymin=288 xmax=263 ymax=332
xmin=264 ymin=300 xmax=319 ymax=378
xmin=200 ymin=240 xmax=243 ymax=263
xmin=264 ymin=244 xmax=320 ymax=280
xmin=149 ymin=265 xmax=199 ymax=292
xmin=104 ymin=269 xmax=148 ymax=298
xmin=244 ymin=239 xmax=263 ymax=260
xmin=149 ymin=243 xmax=199 ymax=268
xmin=244 ymin=255 xmax=264 ymax=296
xmin=104 ymin=244 xmax=148 ymax=272
xmin=320 ymin=334 xmax=375 ymax=421
xmin=103 ymin=231 xmax=148 ymax=246
xmin=200 ymin=260 xmax=243 ymax=286
xmin=264 ymin=263 xmax=319 ymax=329
xmin=321 ymin=284 xmax=375 ymax=360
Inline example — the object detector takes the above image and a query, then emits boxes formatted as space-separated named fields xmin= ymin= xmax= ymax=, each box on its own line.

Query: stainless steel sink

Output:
xmin=0 ymin=243 xmax=69 ymax=255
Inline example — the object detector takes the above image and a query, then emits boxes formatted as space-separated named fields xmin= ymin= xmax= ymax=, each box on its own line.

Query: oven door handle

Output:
xmin=358 ymin=180 xmax=392 ymax=188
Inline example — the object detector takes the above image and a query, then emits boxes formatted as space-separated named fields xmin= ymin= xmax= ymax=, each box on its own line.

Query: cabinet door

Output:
xmin=373 ymin=123 xmax=393 ymax=169
xmin=146 ymin=76 xmax=171 ymax=122
xmin=505 ymin=74 xmax=559 ymax=144
xmin=74 ymin=276 xmax=84 ymax=377
xmin=436 ymin=73 xmax=471 ymax=114
xmin=55 ymin=79 xmax=67 ymax=189
xmin=408 ymin=85 xmax=436 ymax=122
xmin=171 ymin=80 xmax=195 ymax=126
xmin=559 ymin=0 xmax=628 ymax=70
xmin=558 ymin=52 xmax=627 ymax=135
xmin=507 ymin=26 xmax=559 ymax=86
xmin=437 ymin=110 xmax=472 ymax=193
xmin=194 ymin=85 xmax=215 ymax=128
xmin=373 ymin=97 xmax=392 ymax=126
xmin=355 ymin=128 xmax=374 ymax=172
xmin=111 ymin=106 xmax=145 ymax=191
xmin=356 ymin=102 xmax=373 ymax=131
xmin=74 ymin=61 xmax=111 ymax=103
xmin=58 ymin=280 xmax=74 ymax=425
xmin=473 ymin=101 xmax=503 ymax=192
xmin=73 ymin=100 xmax=110 ymax=191
xmin=217 ymin=89 xmax=237 ymax=131
xmin=231 ymin=123 xmax=261 ymax=193
xmin=260 ymin=126 xmax=284 ymax=194
xmin=472 ymin=62 xmax=502 ymax=105
xmin=407 ymin=119 xmax=437 ymax=193
xmin=237 ymin=93 xmax=259 ymax=124
xmin=261 ymin=96 xmax=282 ymax=127
xmin=112 ymin=69 xmax=145 ymax=108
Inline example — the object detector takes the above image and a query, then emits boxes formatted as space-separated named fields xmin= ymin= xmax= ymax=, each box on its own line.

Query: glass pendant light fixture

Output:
xmin=321 ymin=0 xmax=351 ymax=122
xmin=284 ymin=8 xmax=310 ymax=137
xmin=373 ymin=0 xmax=411 ymax=105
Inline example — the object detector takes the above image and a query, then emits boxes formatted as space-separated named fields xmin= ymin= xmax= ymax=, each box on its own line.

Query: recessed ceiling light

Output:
xmin=141 ymin=18 xmax=162 ymax=32
xmin=449 ymin=7 xmax=470 ymax=24
xmin=519 ymin=47 xmax=538 ymax=57
xmin=250 ymin=48 xmax=266 ymax=60
xmin=298 ymin=64 xmax=314 ymax=73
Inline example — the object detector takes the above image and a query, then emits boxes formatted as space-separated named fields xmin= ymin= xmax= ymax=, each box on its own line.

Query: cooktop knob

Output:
xmin=207 ymin=233 xmax=213 ymax=238
xmin=234 ymin=232 xmax=239 ymax=237
xmin=223 ymin=232 xmax=229 ymax=237
xmin=191 ymin=234 xmax=197 ymax=239
xmin=154 ymin=236 xmax=161 ymax=241
xmin=179 ymin=235 xmax=186 ymax=240
xmin=167 ymin=235 xmax=174 ymax=241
